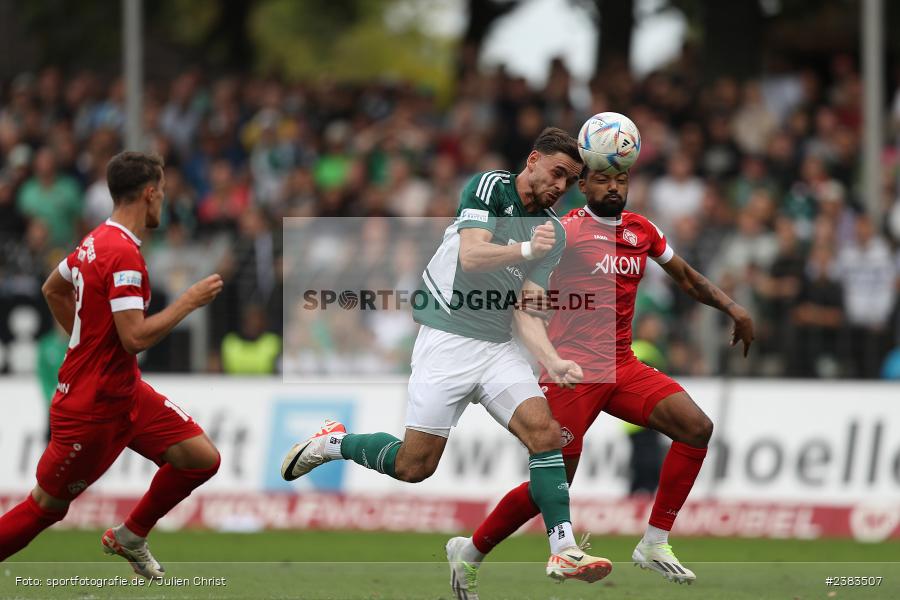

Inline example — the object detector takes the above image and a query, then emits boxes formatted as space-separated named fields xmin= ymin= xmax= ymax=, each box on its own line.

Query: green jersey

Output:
xmin=413 ymin=170 xmax=565 ymax=343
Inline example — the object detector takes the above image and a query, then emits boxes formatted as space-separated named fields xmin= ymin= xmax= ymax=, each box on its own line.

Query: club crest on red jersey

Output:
xmin=67 ymin=480 xmax=87 ymax=496
xmin=622 ymin=228 xmax=638 ymax=246
xmin=560 ymin=427 xmax=575 ymax=447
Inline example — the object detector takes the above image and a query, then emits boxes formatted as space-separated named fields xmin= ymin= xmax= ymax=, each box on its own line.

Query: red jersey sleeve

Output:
xmin=57 ymin=248 xmax=78 ymax=282
xmin=647 ymin=218 xmax=674 ymax=264
xmin=106 ymin=248 xmax=147 ymax=313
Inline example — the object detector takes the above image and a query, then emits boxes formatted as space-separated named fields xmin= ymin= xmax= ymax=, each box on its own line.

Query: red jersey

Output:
xmin=55 ymin=219 xmax=150 ymax=419
xmin=546 ymin=206 xmax=673 ymax=380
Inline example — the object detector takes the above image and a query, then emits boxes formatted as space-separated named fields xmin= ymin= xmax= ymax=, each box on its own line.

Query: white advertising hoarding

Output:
xmin=1 ymin=376 xmax=898 ymax=505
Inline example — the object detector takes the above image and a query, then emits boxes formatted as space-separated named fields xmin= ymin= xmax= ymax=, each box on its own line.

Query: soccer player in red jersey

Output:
xmin=445 ymin=166 xmax=754 ymax=595
xmin=0 ymin=152 xmax=224 ymax=579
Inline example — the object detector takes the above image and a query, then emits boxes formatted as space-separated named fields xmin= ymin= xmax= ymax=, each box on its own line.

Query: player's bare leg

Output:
xmin=632 ymin=391 xmax=710 ymax=584
xmin=506 ymin=396 xmax=561 ymax=454
xmin=161 ymin=433 xmax=221 ymax=470
xmin=506 ymin=397 xmax=612 ymax=584
xmin=392 ymin=429 xmax=446 ymax=482
xmin=30 ymin=485 xmax=70 ymax=512
xmin=104 ymin=434 xmax=220 ymax=580
xmin=647 ymin=392 xmax=713 ymax=448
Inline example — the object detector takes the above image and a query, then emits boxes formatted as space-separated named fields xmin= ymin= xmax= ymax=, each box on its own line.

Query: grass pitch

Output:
xmin=3 ymin=530 xmax=898 ymax=599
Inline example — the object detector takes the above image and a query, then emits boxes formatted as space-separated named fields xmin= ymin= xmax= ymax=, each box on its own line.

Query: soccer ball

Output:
xmin=577 ymin=112 xmax=641 ymax=174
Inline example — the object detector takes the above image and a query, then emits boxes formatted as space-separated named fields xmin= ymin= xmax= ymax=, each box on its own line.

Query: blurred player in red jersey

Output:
xmin=445 ymin=166 xmax=754 ymax=596
xmin=0 ymin=152 xmax=224 ymax=579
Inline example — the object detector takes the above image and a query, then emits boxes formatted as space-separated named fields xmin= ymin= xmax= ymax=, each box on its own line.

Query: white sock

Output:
xmin=324 ymin=432 xmax=347 ymax=460
xmin=642 ymin=524 xmax=670 ymax=546
xmin=548 ymin=522 xmax=576 ymax=554
xmin=460 ymin=537 xmax=485 ymax=565
xmin=113 ymin=523 xmax=145 ymax=547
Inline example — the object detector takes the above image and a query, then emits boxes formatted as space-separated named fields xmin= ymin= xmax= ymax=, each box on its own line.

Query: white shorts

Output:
xmin=405 ymin=325 xmax=544 ymax=437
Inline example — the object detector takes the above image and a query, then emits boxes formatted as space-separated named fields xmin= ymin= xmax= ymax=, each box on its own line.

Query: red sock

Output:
xmin=649 ymin=441 xmax=707 ymax=531
xmin=125 ymin=457 xmax=220 ymax=537
xmin=0 ymin=495 xmax=68 ymax=560
xmin=472 ymin=481 xmax=540 ymax=555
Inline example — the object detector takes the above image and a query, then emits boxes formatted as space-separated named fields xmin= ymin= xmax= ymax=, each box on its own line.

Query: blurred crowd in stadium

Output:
xmin=2 ymin=48 xmax=900 ymax=379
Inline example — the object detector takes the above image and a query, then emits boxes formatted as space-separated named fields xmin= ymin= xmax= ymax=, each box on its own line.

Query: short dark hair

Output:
xmin=533 ymin=127 xmax=582 ymax=164
xmin=107 ymin=151 xmax=164 ymax=204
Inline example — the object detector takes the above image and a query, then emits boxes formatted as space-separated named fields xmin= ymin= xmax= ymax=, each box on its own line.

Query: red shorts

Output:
xmin=36 ymin=380 xmax=203 ymax=500
xmin=541 ymin=357 xmax=684 ymax=457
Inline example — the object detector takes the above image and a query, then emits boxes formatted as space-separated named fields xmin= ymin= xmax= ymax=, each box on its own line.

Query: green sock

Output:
xmin=340 ymin=433 xmax=402 ymax=479
xmin=528 ymin=450 xmax=571 ymax=531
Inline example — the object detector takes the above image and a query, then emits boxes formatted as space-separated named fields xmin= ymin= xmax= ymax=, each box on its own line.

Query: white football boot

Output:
xmin=281 ymin=419 xmax=346 ymax=481
xmin=632 ymin=540 xmax=696 ymax=584
xmin=101 ymin=528 xmax=165 ymax=580
xmin=445 ymin=536 xmax=480 ymax=600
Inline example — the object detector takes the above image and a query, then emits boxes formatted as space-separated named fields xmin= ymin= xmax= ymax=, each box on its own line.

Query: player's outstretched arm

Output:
xmin=42 ymin=268 xmax=75 ymax=336
xmin=113 ymin=274 xmax=223 ymax=354
xmin=513 ymin=279 xmax=582 ymax=388
xmin=459 ymin=221 xmax=556 ymax=272
xmin=661 ymin=254 xmax=754 ymax=356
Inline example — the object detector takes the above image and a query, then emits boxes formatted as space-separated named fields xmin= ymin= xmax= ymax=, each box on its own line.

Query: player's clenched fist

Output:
xmin=185 ymin=274 xmax=224 ymax=308
xmin=530 ymin=220 xmax=556 ymax=259
xmin=546 ymin=356 xmax=583 ymax=389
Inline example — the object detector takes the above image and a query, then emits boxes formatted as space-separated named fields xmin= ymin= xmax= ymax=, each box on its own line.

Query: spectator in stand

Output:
xmin=281 ymin=166 xmax=317 ymax=217
xmin=712 ymin=207 xmax=779 ymax=286
xmin=79 ymin=77 xmax=125 ymax=136
xmin=783 ymin=155 xmax=838 ymax=241
xmin=314 ymin=121 xmax=352 ymax=192
xmin=729 ymin=154 xmax=777 ymax=209
xmin=791 ymin=244 xmax=844 ymax=377
xmin=649 ymin=154 xmax=705 ymax=233
xmin=160 ymin=72 xmax=202 ymax=162
xmin=1 ymin=219 xmax=54 ymax=298
xmin=805 ymin=105 xmax=841 ymax=165
xmin=0 ymin=74 xmax=36 ymax=136
xmin=701 ymin=112 xmax=741 ymax=180
xmin=16 ymin=146 xmax=82 ymax=249
xmin=816 ymin=180 xmax=856 ymax=244
xmin=752 ymin=217 xmax=806 ymax=374
xmin=247 ymin=110 xmax=296 ymax=209
xmin=3 ymin=145 xmax=34 ymax=191
xmin=221 ymin=305 xmax=282 ymax=375
xmin=158 ymin=166 xmax=199 ymax=236
xmin=837 ymin=216 xmax=897 ymax=377
xmin=764 ymin=133 xmax=800 ymax=194
xmin=198 ymin=159 xmax=250 ymax=235
xmin=731 ymin=80 xmax=778 ymax=155
xmin=229 ymin=206 xmax=280 ymax=312
xmin=0 ymin=175 xmax=26 ymax=243
xmin=384 ymin=154 xmax=431 ymax=219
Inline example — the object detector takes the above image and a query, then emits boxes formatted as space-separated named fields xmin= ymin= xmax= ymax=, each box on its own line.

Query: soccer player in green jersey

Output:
xmin=281 ymin=128 xmax=614 ymax=589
